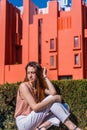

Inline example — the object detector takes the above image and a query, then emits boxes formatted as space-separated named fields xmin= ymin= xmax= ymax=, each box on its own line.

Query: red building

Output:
xmin=0 ymin=0 xmax=87 ymax=84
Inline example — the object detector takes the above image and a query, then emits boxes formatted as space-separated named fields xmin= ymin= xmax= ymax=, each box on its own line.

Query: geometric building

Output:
xmin=0 ymin=0 xmax=87 ymax=84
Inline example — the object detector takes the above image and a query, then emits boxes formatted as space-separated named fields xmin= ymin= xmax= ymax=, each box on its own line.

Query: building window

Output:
xmin=74 ymin=53 xmax=81 ymax=68
xmin=38 ymin=19 xmax=43 ymax=64
xmin=35 ymin=8 xmax=38 ymax=14
xmin=74 ymin=54 xmax=79 ymax=65
xmin=50 ymin=56 xmax=54 ymax=67
xmin=75 ymin=54 xmax=79 ymax=65
xmin=74 ymin=36 xmax=79 ymax=48
xmin=73 ymin=36 xmax=81 ymax=50
xmin=50 ymin=39 xmax=54 ymax=49
xmin=59 ymin=75 xmax=72 ymax=80
xmin=50 ymin=54 xmax=57 ymax=69
xmin=63 ymin=0 xmax=68 ymax=5
xmin=38 ymin=19 xmax=43 ymax=33
xmin=49 ymin=38 xmax=57 ymax=52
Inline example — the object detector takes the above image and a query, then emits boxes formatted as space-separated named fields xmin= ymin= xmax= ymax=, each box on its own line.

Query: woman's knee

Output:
xmin=51 ymin=102 xmax=62 ymax=109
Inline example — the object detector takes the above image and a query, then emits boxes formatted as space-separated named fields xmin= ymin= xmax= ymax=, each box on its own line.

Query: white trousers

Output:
xmin=16 ymin=95 xmax=70 ymax=130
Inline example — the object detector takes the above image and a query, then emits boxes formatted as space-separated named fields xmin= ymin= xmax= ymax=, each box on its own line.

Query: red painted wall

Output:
xmin=0 ymin=0 xmax=23 ymax=84
xmin=0 ymin=0 xmax=87 ymax=84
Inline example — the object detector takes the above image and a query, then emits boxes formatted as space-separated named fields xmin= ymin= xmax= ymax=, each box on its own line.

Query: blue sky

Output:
xmin=8 ymin=0 xmax=49 ymax=8
xmin=7 ymin=0 xmax=87 ymax=8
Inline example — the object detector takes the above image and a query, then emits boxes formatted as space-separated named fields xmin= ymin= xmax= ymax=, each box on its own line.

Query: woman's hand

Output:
xmin=43 ymin=67 xmax=47 ymax=78
xmin=53 ymin=95 xmax=62 ymax=103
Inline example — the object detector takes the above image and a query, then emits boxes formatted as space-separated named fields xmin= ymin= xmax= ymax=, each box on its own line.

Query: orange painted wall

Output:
xmin=0 ymin=0 xmax=87 ymax=84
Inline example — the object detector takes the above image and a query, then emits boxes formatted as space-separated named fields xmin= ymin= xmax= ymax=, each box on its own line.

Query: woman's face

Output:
xmin=27 ymin=66 xmax=37 ymax=83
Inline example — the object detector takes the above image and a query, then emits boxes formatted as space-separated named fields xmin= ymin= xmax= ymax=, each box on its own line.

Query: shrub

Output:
xmin=0 ymin=82 xmax=20 ymax=130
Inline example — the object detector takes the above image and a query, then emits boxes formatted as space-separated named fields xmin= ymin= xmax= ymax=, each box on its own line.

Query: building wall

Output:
xmin=0 ymin=0 xmax=87 ymax=84
xmin=0 ymin=0 xmax=7 ymax=84
xmin=57 ymin=0 xmax=84 ymax=80
xmin=71 ymin=0 xmax=83 ymax=79
xmin=0 ymin=0 xmax=23 ymax=84
xmin=82 ymin=3 xmax=87 ymax=78
xmin=28 ymin=1 xmax=58 ymax=80
xmin=58 ymin=11 xmax=73 ymax=77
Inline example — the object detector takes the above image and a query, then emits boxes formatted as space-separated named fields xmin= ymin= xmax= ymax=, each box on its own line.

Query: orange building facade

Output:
xmin=0 ymin=0 xmax=87 ymax=84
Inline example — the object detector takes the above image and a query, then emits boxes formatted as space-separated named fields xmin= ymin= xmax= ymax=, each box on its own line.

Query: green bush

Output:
xmin=0 ymin=82 xmax=20 ymax=130
xmin=0 ymin=80 xmax=87 ymax=130
xmin=52 ymin=80 xmax=87 ymax=130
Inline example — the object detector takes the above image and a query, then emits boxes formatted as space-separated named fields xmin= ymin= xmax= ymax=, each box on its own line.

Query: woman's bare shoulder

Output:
xmin=19 ymin=82 xmax=28 ymax=90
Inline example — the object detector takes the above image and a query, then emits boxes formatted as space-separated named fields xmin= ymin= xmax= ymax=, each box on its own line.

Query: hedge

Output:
xmin=0 ymin=80 xmax=87 ymax=130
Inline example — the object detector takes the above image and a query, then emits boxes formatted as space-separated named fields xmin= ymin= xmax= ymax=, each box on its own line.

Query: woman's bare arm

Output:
xmin=44 ymin=77 xmax=57 ymax=95
xmin=43 ymin=67 xmax=62 ymax=102
xmin=19 ymin=83 xmax=62 ymax=112
xmin=43 ymin=67 xmax=58 ymax=95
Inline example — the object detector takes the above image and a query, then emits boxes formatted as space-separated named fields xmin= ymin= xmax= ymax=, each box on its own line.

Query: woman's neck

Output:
xmin=28 ymin=81 xmax=36 ymax=88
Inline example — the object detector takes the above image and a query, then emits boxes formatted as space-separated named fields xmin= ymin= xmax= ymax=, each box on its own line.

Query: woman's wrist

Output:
xmin=43 ymin=75 xmax=47 ymax=80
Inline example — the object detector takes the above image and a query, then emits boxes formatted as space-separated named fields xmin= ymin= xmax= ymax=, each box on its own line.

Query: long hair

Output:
xmin=24 ymin=61 xmax=48 ymax=101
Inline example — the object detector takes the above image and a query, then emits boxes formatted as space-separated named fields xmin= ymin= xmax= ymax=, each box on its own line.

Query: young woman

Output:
xmin=14 ymin=61 xmax=81 ymax=130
